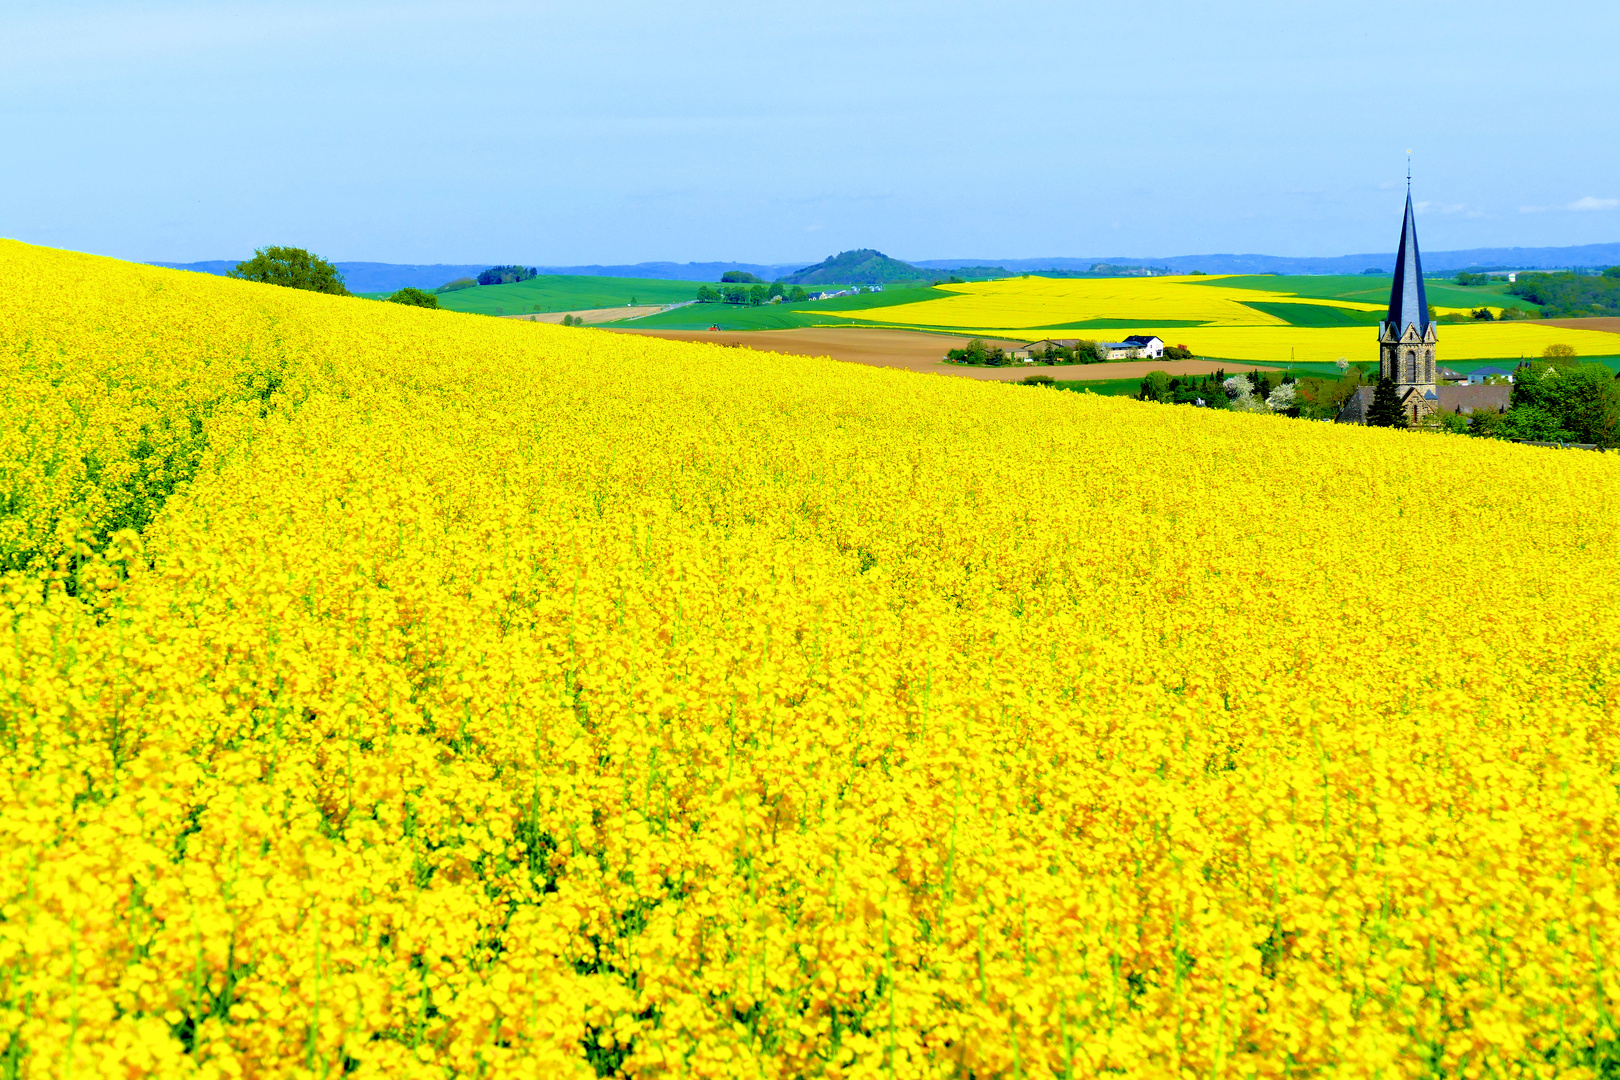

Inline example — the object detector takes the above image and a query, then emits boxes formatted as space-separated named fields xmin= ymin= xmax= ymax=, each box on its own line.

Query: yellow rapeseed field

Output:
xmin=3 ymin=240 xmax=1620 ymax=1078
xmin=829 ymin=276 xmax=1620 ymax=362
xmin=823 ymin=276 xmax=1308 ymax=330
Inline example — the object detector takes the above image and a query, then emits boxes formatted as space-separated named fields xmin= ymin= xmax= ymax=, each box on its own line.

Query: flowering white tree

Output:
xmin=1223 ymin=375 xmax=1269 ymax=413
xmin=1266 ymin=382 xmax=1298 ymax=413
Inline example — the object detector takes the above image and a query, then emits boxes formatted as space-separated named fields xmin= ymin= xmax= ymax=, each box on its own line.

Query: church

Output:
xmin=1336 ymin=190 xmax=1510 ymax=425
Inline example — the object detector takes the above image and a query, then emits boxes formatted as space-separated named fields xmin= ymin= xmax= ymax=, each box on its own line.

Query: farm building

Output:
xmin=1098 ymin=336 xmax=1165 ymax=360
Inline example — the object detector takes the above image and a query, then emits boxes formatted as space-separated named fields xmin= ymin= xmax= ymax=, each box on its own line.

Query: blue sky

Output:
xmin=3 ymin=0 xmax=1617 ymax=265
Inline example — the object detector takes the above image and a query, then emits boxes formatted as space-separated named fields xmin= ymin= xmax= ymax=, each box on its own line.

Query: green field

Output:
xmin=359 ymin=276 xmax=946 ymax=327
xmin=1050 ymin=377 xmax=1144 ymax=397
xmin=364 ymin=271 xmax=1578 ymax=342
xmin=362 ymin=275 xmax=704 ymax=315
xmin=1205 ymin=274 xmax=1542 ymax=316
xmin=598 ymin=286 xmax=951 ymax=332
xmin=617 ymin=304 xmax=818 ymax=331
xmin=1238 ymin=301 xmax=1382 ymax=327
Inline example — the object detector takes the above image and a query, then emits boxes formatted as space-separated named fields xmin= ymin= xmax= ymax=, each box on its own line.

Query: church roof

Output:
xmin=1387 ymin=193 xmax=1430 ymax=336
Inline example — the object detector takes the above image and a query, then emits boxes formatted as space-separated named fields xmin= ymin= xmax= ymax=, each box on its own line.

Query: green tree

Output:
xmin=1514 ymin=360 xmax=1620 ymax=446
xmin=749 ymin=284 xmax=768 ymax=306
xmin=1139 ymin=370 xmax=1172 ymax=402
xmin=1070 ymin=340 xmax=1104 ymax=364
xmin=787 ymin=286 xmax=809 ymax=302
xmin=1431 ymin=409 xmax=1470 ymax=434
xmin=1366 ymin=377 xmax=1407 ymax=428
xmin=768 ymin=282 xmax=785 ymax=301
xmin=385 ymin=287 xmax=439 ymax=309
xmin=1498 ymin=405 xmax=1575 ymax=442
xmin=227 ymin=246 xmax=350 ymax=295
xmin=696 ymin=286 xmax=719 ymax=303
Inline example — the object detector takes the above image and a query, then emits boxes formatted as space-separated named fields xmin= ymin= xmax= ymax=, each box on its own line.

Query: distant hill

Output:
xmin=150 ymin=241 xmax=1620 ymax=295
xmin=779 ymin=250 xmax=936 ymax=286
xmin=913 ymin=243 xmax=1620 ymax=276
xmin=150 ymin=259 xmax=805 ymax=292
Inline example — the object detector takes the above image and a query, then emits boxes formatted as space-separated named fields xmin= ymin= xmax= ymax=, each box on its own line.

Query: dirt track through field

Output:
xmin=603 ymin=327 xmax=1280 ymax=381
xmin=504 ymin=305 xmax=667 ymax=325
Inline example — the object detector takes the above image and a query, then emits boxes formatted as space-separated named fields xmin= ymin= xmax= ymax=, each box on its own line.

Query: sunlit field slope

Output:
xmin=832 ymin=275 xmax=1620 ymax=362
xmin=424 ymin=275 xmax=701 ymax=316
xmin=4 ymin=240 xmax=1620 ymax=1078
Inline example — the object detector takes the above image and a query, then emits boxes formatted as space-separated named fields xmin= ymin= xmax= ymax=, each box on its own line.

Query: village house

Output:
xmin=1097 ymin=335 xmax=1165 ymax=360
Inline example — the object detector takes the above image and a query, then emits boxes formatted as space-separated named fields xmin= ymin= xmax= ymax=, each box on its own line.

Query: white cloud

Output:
xmin=1520 ymin=196 xmax=1619 ymax=213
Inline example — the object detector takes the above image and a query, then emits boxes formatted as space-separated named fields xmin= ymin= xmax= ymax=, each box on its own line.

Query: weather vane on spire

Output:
xmin=1406 ymin=151 xmax=1412 ymax=191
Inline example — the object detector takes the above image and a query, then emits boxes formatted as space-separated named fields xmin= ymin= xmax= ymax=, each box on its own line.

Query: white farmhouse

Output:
xmin=1098 ymin=335 xmax=1165 ymax=360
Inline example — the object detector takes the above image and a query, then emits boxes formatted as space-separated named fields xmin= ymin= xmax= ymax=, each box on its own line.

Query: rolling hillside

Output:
xmin=778 ymin=249 xmax=935 ymax=286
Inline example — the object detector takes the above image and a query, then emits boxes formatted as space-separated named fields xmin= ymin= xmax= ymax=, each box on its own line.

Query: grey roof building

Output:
xmin=1438 ymin=384 xmax=1511 ymax=415
xmin=1338 ymin=383 xmax=1510 ymax=425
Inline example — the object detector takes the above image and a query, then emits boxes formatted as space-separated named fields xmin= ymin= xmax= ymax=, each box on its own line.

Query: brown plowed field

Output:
xmin=1539 ymin=317 xmax=1620 ymax=337
xmin=603 ymin=327 xmax=1280 ymax=381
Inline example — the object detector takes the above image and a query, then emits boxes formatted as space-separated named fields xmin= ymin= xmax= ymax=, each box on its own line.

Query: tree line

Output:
xmin=227 ymin=247 xmax=440 ymax=308
xmin=1507 ymin=267 xmax=1620 ymax=318
xmin=946 ymin=339 xmax=1107 ymax=366
xmin=1300 ymin=349 xmax=1620 ymax=446
xmin=478 ymin=266 xmax=538 ymax=286
xmin=695 ymin=283 xmax=810 ymax=305
xmin=947 ymin=339 xmax=1196 ymax=367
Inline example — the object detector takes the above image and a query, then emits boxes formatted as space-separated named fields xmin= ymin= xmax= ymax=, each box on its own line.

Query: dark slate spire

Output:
xmin=1386 ymin=192 xmax=1429 ymax=334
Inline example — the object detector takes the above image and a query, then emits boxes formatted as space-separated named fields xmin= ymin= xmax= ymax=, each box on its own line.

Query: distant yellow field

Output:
xmin=828 ymin=276 xmax=1620 ymax=361
xmin=829 ymin=276 xmax=1300 ymax=329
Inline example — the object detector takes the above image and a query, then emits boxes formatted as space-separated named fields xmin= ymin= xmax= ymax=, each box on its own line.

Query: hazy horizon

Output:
xmin=5 ymin=0 xmax=1618 ymax=267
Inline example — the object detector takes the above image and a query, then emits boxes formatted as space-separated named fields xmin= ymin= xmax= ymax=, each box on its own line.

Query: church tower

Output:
xmin=1378 ymin=186 xmax=1438 ymax=422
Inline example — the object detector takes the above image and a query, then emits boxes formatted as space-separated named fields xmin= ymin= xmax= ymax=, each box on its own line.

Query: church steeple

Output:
xmin=1340 ymin=169 xmax=1445 ymax=426
xmin=1386 ymin=191 xmax=1429 ymax=336
xmin=1375 ymin=173 xmax=1440 ymax=425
